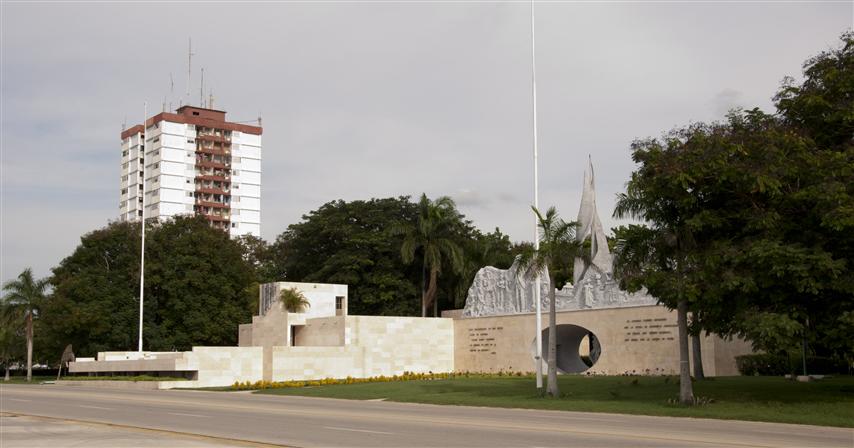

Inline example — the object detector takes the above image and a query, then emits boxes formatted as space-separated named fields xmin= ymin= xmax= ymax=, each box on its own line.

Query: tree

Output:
xmin=143 ymin=216 xmax=255 ymax=350
xmin=235 ymin=235 xmax=277 ymax=284
xmin=775 ymin=31 xmax=853 ymax=151
xmin=517 ymin=206 xmax=581 ymax=397
xmin=268 ymin=196 xmax=516 ymax=317
xmin=280 ymin=287 xmax=310 ymax=313
xmin=42 ymin=216 xmax=255 ymax=356
xmin=613 ymin=191 xmax=699 ymax=405
xmin=397 ymin=194 xmax=465 ymax=317
xmin=269 ymin=197 xmax=423 ymax=316
xmin=2 ymin=268 xmax=49 ymax=382
xmin=0 ymin=302 xmax=24 ymax=381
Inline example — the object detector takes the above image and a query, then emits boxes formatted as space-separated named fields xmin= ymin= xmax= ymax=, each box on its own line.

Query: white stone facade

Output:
xmin=119 ymin=106 xmax=262 ymax=238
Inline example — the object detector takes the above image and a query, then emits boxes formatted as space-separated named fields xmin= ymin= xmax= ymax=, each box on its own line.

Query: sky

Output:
xmin=1 ymin=1 xmax=851 ymax=281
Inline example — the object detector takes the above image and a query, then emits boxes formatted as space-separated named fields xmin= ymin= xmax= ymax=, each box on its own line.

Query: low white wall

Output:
xmin=180 ymin=346 xmax=264 ymax=387
xmin=271 ymin=316 xmax=454 ymax=381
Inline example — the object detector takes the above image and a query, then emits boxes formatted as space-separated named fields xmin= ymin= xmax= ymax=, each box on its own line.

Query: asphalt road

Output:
xmin=1 ymin=384 xmax=852 ymax=448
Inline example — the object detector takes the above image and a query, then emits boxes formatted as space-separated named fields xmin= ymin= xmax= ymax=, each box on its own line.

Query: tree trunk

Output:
xmin=4 ymin=365 xmax=9 ymax=381
xmin=691 ymin=331 xmax=705 ymax=380
xmin=677 ymin=299 xmax=694 ymax=405
xmin=433 ymin=295 xmax=438 ymax=317
xmin=424 ymin=268 xmax=439 ymax=318
xmin=421 ymin=258 xmax=427 ymax=318
xmin=547 ymin=274 xmax=559 ymax=397
xmin=26 ymin=312 xmax=33 ymax=383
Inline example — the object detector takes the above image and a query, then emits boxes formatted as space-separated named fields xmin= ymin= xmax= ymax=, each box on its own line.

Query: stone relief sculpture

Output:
xmin=462 ymin=158 xmax=657 ymax=318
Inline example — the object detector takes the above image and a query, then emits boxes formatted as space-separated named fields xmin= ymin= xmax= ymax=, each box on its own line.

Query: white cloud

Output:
xmin=1 ymin=2 xmax=850 ymax=280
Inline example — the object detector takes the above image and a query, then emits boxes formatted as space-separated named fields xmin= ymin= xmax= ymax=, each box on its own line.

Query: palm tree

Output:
xmin=613 ymin=196 xmax=696 ymax=405
xmin=280 ymin=287 xmax=311 ymax=313
xmin=517 ymin=206 xmax=581 ymax=397
xmin=396 ymin=194 xmax=464 ymax=317
xmin=2 ymin=268 xmax=49 ymax=382
xmin=0 ymin=303 xmax=22 ymax=381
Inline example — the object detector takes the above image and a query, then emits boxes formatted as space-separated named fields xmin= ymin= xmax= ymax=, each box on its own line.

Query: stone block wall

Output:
xmin=180 ymin=346 xmax=263 ymax=387
xmin=451 ymin=305 xmax=753 ymax=376
xmin=270 ymin=316 xmax=454 ymax=381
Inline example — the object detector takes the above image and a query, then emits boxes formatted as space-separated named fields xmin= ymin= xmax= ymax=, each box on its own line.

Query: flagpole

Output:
xmin=530 ymin=0 xmax=543 ymax=389
xmin=138 ymin=101 xmax=147 ymax=353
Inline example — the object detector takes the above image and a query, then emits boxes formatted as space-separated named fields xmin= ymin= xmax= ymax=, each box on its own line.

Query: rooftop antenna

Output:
xmin=209 ymin=89 xmax=214 ymax=110
xmin=200 ymin=67 xmax=205 ymax=108
xmin=169 ymin=73 xmax=174 ymax=112
xmin=186 ymin=38 xmax=194 ymax=105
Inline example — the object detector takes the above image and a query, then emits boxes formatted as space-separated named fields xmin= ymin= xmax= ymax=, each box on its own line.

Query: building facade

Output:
xmin=119 ymin=106 xmax=262 ymax=237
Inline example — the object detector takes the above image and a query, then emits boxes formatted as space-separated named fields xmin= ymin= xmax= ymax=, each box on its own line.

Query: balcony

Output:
xmin=196 ymin=159 xmax=229 ymax=170
xmin=195 ymin=146 xmax=230 ymax=157
xmin=196 ymin=133 xmax=230 ymax=143
xmin=195 ymin=187 xmax=230 ymax=195
xmin=196 ymin=173 xmax=230 ymax=182
xmin=195 ymin=200 xmax=229 ymax=209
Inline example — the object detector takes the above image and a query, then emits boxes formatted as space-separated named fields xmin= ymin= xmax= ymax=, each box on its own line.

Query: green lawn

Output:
xmin=255 ymin=375 xmax=854 ymax=428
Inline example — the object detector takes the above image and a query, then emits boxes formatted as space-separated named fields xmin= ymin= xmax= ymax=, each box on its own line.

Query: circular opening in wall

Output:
xmin=529 ymin=324 xmax=601 ymax=374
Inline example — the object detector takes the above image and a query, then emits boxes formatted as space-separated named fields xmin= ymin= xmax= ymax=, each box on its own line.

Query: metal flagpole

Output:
xmin=138 ymin=101 xmax=147 ymax=353
xmin=530 ymin=0 xmax=543 ymax=389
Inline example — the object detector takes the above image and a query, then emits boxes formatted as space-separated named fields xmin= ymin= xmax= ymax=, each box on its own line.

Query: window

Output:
xmin=231 ymin=223 xmax=237 ymax=228
xmin=234 ymin=184 xmax=240 ymax=189
xmin=121 ymin=188 xmax=127 ymax=194
xmin=122 ymin=150 xmax=128 ymax=157
xmin=187 ymin=139 xmax=195 ymax=143
xmin=335 ymin=296 xmax=345 ymax=310
xmin=233 ymin=170 xmax=240 ymax=175
xmin=186 ymin=179 xmax=191 ymax=183
xmin=187 ymin=192 xmax=194 ymax=197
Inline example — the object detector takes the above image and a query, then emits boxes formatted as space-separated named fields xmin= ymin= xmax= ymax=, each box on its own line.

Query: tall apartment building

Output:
xmin=119 ymin=106 xmax=262 ymax=237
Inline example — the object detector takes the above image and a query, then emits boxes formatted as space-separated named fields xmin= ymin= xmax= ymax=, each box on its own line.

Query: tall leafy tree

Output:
xmin=269 ymin=197 xmax=423 ymax=316
xmin=144 ymin=216 xmax=255 ymax=350
xmin=2 ymin=268 xmax=49 ymax=382
xmin=397 ymin=194 xmax=465 ymax=317
xmin=43 ymin=216 xmax=255 ymax=356
xmin=517 ymin=206 xmax=580 ymax=397
xmin=612 ymin=223 xmax=697 ymax=404
xmin=613 ymin=31 xmax=853 ymax=384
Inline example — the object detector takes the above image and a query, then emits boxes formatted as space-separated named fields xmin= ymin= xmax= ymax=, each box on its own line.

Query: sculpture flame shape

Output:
xmin=573 ymin=156 xmax=614 ymax=284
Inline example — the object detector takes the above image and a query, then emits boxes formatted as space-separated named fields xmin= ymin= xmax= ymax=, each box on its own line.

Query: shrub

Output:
xmin=736 ymin=354 xmax=850 ymax=376
xmin=736 ymin=354 xmax=791 ymax=376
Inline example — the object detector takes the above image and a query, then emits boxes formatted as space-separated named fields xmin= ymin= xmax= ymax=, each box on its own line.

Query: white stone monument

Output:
xmin=462 ymin=158 xmax=657 ymax=318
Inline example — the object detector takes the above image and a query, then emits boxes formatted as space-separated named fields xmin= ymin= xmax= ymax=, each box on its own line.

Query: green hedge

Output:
xmin=736 ymin=354 xmax=850 ymax=376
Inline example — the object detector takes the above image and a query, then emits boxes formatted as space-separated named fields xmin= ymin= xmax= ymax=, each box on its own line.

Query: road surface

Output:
xmin=1 ymin=384 xmax=851 ymax=447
